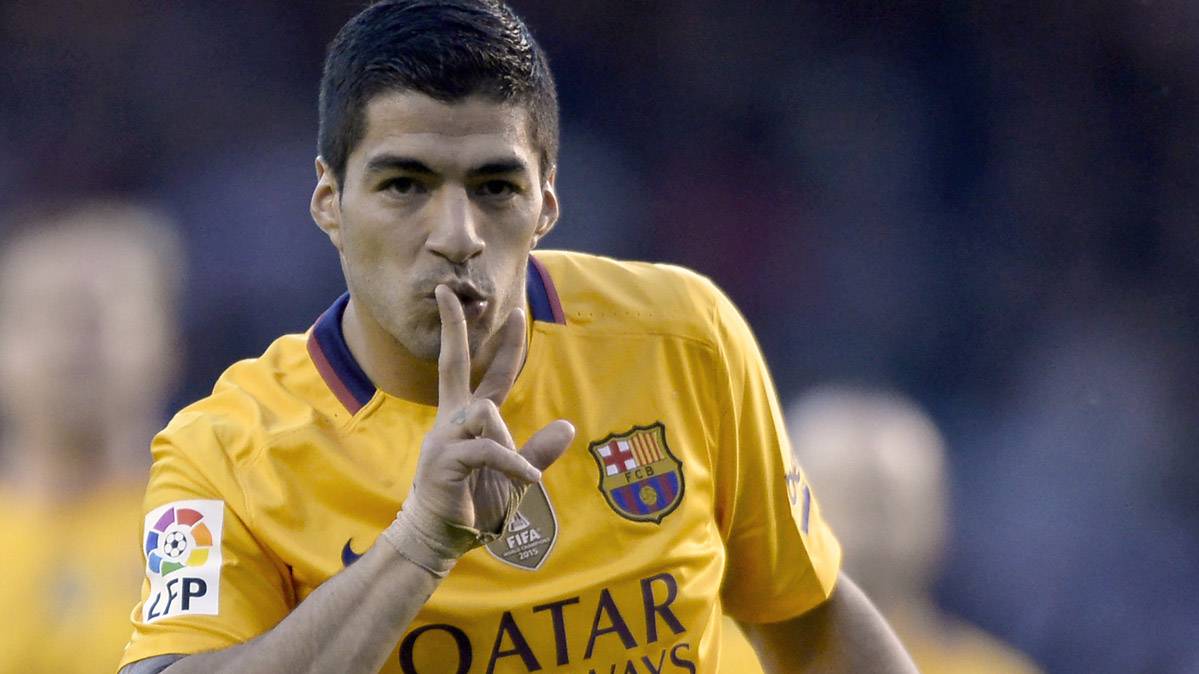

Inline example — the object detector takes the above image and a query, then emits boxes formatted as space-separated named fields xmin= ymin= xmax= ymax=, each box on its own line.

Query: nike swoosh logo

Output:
xmin=341 ymin=539 xmax=364 ymax=567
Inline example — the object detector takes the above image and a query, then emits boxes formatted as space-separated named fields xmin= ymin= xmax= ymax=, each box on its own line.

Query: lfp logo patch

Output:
xmin=141 ymin=500 xmax=224 ymax=623
xmin=588 ymin=422 xmax=684 ymax=524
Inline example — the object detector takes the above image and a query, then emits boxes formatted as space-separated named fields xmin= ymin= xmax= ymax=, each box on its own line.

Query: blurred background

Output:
xmin=1 ymin=1 xmax=1196 ymax=672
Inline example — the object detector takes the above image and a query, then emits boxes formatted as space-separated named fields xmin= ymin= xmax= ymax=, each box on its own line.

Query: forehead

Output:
xmin=352 ymin=91 xmax=537 ymax=172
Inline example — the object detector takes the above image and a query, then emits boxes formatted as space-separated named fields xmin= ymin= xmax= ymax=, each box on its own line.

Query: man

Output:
xmin=787 ymin=386 xmax=1041 ymax=674
xmin=119 ymin=2 xmax=915 ymax=672
xmin=0 ymin=201 xmax=184 ymax=673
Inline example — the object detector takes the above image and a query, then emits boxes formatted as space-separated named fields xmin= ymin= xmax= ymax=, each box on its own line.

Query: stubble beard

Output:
xmin=380 ymin=286 xmax=503 ymax=363
xmin=353 ymin=259 xmax=521 ymax=365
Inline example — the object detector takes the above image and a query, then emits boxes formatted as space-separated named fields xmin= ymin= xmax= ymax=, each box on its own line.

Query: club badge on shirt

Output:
xmin=141 ymin=499 xmax=224 ymax=622
xmin=588 ymin=422 xmax=684 ymax=524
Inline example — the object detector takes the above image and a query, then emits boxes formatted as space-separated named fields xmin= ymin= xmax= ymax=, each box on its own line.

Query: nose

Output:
xmin=425 ymin=187 xmax=484 ymax=264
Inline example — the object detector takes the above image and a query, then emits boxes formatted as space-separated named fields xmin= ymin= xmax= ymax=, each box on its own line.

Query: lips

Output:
xmin=430 ymin=280 xmax=490 ymax=321
xmin=460 ymin=298 xmax=489 ymax=322
xmin=441 ymin=280 xmax=485 ymax=304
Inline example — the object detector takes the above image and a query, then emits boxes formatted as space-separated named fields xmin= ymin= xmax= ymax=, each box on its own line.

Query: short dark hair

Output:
xmin=318 ymin=0 xmax=559 ymax=185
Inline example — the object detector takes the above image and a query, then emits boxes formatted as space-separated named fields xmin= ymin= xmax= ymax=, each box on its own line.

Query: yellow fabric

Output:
xmin=120 ymin=251 xmax=839 ymax=673
xmin=0 ymin=484 xmax=146 ymax=674
xmin=719 ymin=617 xmax=765 ymax=673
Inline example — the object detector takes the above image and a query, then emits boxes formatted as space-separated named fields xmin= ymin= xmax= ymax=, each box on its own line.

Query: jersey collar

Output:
xmin=526 ymin=254 xmax=566 ymax=324
xmin=308 ymin=255 xmax=565 ymax=415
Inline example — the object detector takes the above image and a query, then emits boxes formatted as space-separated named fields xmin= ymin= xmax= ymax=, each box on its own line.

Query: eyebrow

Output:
xmin=469 ymin=159 xmax=528 ymax=177
xmin=363 ymin=154 xmax=529 ymax=178
xmin=364 ymin=155 xmax=435 ymax=176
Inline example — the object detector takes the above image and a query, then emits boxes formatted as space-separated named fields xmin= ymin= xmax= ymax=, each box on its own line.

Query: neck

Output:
xmin=342 ymin=298 xmax=441 ymax=405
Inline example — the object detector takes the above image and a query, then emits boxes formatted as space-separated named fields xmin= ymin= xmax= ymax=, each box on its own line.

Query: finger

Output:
xmin=461 ymin=398 xmax=516 ymax=450
xmin=472 ymin=308 xmax=526 ymax=406
xmin=519 ymin=420 xmax=575 ymax=472
xmin=436 ymin=285 xmax=471 ymax=411
xmin=444 ymin=438 xmax=541 ymax=483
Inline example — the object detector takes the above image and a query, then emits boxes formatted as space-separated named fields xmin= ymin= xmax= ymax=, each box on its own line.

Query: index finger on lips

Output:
xmin=436 ymin=284 xmax=471 ymax=411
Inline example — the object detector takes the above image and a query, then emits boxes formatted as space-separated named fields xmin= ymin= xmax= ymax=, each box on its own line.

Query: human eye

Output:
xmin=382 ymin=177 xmax=427 ymax=196
xmin=474 ymin=180 xmax=519 ymax=199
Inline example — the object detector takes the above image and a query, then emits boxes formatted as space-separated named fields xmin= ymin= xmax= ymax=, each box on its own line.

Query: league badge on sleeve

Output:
xmin=141 ymin=499 xmax=224 ymax=623
xmin=588 ymin=422 xmax=684 ymax=523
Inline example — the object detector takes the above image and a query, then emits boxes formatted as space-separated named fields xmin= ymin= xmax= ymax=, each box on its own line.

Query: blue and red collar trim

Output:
xmin=307 ymin=256 xmax=565 ymax=414
xmin=306 ymin=293 xmax=374 ymax=414
xmin=526 ymin=254 xmax=566 ymax=325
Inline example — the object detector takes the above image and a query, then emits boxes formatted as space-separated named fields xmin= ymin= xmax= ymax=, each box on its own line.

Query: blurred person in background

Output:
xmin=0 ymin=201 xmax=184 ymax=673
xmin=787 ymin=385 xmax=1041 ymax=674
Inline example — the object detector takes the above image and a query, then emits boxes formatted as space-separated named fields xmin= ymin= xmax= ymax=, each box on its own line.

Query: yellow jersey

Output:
xmin=0 ymin=484 xmax=146 ymax=673
xmin=120 ymin=251 xmax=840 ymax=673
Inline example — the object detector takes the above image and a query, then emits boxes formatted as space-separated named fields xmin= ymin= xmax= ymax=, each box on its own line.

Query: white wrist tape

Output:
xmin=380 ymin=484 xmax=528 ymax=578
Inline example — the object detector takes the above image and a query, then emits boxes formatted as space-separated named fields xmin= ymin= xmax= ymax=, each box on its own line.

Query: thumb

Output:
xmin=519 ymin=420 xmax=575 ymax=472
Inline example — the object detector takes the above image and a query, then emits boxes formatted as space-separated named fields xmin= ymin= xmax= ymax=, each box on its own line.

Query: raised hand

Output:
xmin=381 ymin=284 xmax=574 ymax=577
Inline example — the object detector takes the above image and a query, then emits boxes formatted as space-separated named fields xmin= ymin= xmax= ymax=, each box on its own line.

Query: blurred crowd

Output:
xmin=2 ymin=1 xmax=1196 ymax=672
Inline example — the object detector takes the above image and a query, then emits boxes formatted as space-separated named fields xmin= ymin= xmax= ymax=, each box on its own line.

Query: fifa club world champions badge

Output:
xmin=485 ymin=482 xmax=559 ymax=570
xmin=588 ymin=422 xmax=684 ymax=523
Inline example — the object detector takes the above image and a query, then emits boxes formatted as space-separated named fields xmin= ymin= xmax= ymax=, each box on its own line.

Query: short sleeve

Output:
xmin=709 ymin=285 xmax=842 ymax=624
xmin=118 ymin=412 xmax=294 ymax=670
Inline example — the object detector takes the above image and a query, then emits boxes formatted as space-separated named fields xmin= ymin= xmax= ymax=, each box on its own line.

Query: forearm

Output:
xmin=161 ymin=540 xmax=438 ymax=674
xmin=744 ymin=573 xmax=917 ymax=674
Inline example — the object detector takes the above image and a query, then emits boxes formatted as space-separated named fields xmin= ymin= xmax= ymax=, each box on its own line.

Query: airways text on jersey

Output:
xmin=396 ymin=571 xmax=697 ymax=673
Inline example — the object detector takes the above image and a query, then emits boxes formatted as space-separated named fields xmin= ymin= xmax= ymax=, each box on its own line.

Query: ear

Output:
xmin=531 ymin=165 xmax=559 ymax=248
xmin=311 ymin=157 xmax=344 ymax=251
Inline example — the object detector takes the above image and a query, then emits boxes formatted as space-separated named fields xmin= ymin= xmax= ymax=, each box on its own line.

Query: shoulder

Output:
xmin=532 ymin=250 xmax=730 ymax=344
xmin=154 ymin=331 xmax=331 ymax=467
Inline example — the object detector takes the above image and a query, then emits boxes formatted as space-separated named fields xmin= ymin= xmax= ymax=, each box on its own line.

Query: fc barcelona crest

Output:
xmin=588 ymin=422 xmax=684 ymax=523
